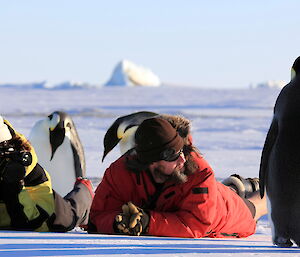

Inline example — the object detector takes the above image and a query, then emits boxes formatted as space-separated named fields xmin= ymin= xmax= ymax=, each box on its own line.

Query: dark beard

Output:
xmin=153 ymin=166 xmax=187 ymax=184
xmin=170 ymin=168 xmax=188 ymax=184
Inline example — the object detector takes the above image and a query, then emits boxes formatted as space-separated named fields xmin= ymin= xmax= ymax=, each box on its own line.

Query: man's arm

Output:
xmin=89 ymin=165 xmax=130 ymax=234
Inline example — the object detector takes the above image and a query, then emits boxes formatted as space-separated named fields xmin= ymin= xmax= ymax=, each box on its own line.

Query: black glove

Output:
xmin=0 ymin=150 xmax=31 ymax=184
xmin=0 ymin=164 xmax=25 ymax=200
xmin=1 ymin=161 xmax=26 ymax=185
xmin=0 ymin=179 xmax=24 ymax=197
xmin=0 ymin=153 xmax=32 ymax=197
xmin=115 ymin=202 xmax=149 ymax=236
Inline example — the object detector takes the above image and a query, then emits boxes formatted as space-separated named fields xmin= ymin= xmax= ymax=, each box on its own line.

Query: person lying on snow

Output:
xmin=89 ymin=116 xmax=267 ymax=238
xmin=0 ymin=116 xmax=94 ymax=232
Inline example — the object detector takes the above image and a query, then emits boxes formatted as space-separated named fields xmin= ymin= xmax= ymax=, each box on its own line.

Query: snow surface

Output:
xmin=1 ymin=85 xmax=299 ymax=256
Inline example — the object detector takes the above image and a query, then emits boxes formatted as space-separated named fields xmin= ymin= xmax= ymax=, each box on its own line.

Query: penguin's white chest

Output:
xmin=29 ymin=121 xmax=76 ymax=196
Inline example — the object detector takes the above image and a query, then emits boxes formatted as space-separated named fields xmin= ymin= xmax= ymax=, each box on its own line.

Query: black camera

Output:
xmin=0 ymin=143 xmax=32 ymax=166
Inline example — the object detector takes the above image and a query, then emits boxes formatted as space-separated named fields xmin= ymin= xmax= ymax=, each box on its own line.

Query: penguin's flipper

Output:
xmin=102 ymin=111 xmax=158 ymax=161
xmin=259 ymin=118 xmax=278 ymax=198
xmin=63 ymin=112 xmax=86 ymax=178
xmin=71 ymin=141 xmax=86 ymax=178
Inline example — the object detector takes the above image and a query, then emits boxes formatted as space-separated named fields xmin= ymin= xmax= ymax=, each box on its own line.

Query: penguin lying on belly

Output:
xmin=102 ymin=111 xmax=192 ymax=161
xmin=259 ymin=56 xmax=300 ymax=247
xmin=29 ymin=111 xmax=86 ymax=196
xmin=102 ymin=111 xmax=158 ymax=161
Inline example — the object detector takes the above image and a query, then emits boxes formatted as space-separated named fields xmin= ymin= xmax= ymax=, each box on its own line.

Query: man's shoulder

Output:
xmin=107 ymin=154 xmax=136 ymax=174
xmin=184 ymin=152 xmax=215 ymax=184
xmin=190 ymin=152 xmax=213 ymax=172
xmin=102 ymin=154 xmax=140 ymax=188
xmin=109 ymin=155 xmax=127 ymax=169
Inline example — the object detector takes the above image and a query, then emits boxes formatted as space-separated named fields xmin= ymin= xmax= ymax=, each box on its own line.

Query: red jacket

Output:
xmin=89 ymin=152 xmax=256 ymax=238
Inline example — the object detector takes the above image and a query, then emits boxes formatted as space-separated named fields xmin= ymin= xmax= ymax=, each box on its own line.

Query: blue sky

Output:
xmin=1 ymin=0 xmax=300 ymax=88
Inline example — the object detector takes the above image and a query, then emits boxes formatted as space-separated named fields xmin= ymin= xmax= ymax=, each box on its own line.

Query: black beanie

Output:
xmin=135 ymin=117 xmax=184 ymax=163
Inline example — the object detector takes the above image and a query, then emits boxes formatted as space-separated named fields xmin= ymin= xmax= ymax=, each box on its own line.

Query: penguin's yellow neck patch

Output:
xmin=291 ymin=68 xmax=296 ymax=81
xmin=49 ymin=113 xmax=60 ymax=131
xmin=117 ymin=123 xmax=127 ymax=139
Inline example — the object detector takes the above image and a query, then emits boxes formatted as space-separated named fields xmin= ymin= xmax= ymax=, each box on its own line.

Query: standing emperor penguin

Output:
xmin=102 ymin=111 xmax=158 ymax=161
xmin=29 ymin=111 xmax=86 ymax=196
xmin=259 ymin=56 xmax=300 ymax=247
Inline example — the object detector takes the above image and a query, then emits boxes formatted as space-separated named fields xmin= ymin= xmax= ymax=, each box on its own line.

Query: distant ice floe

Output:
xmin=49 ymin=81 xmax=97 ymax=89
xmin=250 ymin=80 xmax=287 ymax=89
xmin=0 ymin=81 xmax=47 ymax=89
xmin=0 ymin=81 xmax=97 ymax=90
xmin=105 ymin=59 xmax=161 ymax=87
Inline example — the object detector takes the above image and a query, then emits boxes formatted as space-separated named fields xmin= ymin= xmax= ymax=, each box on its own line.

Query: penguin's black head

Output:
xmin=291 ymin=56 xmax=300 ymax=80
xmin=102 ymin=111 xmax=158 ymax=161
xmin=48 ymin=111 xmax=68 ymax=160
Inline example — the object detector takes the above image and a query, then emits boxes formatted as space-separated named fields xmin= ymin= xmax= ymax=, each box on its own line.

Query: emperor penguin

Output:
xmin=29 ymin=111 xmax=86 ymax=196
xmin=259 ymin=56 xmax=300 ymax=247
xmin=102 ymin=111 xmax=192 ymax=161
xmin=102 ymin=111 xmax=158 ymax=161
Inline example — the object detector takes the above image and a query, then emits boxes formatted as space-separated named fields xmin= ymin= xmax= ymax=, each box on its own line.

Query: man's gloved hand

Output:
xmin=0 ymin=162 xmax=25 ymax=200
xmin=0 ymin=154 xmax=30 ymax=199
xmin=0 ymin=179 xmax=24 ymax=198
xmin=0 ymin=151 xmax=31 ymax=184
xmin=1 ymin=161 xmax=26 ymax=184
xmin=115 ymin=202 xmax=149 ymax=236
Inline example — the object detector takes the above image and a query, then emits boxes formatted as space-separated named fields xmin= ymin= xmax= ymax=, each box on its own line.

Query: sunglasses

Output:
xmin=160 ymin=148 xmax=184 ymax=162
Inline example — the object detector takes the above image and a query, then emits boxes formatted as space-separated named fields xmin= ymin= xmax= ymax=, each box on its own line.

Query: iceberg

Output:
xmin=251 ymin=80 xmax=286 ymax=89
xmin=105 ymin=59 xmax=161 ymax=87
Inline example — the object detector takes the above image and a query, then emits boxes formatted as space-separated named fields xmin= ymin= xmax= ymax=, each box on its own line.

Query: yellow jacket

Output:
xmin=0 ymin=120 xmax=55 ymax=231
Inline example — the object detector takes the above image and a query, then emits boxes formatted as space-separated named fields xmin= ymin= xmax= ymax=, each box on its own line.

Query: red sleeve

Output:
xmin=89 ymin=167 xmax=121 ymax=233
xmin=89 ymin=157 xmax=135 ymax=234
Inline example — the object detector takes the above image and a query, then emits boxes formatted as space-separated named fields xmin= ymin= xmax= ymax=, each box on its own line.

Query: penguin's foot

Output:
xmin=294 ymin=240 xmax=300 ymax=248
xmin=75 ymin=177 xmax=95 ymax=198
xmin=222 ymin=174 xmax=259 ymax=198
xmin=274 ymin=236 xmax=293 ymax=247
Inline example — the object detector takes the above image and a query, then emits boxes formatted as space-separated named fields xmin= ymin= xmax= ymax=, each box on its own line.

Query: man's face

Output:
xmin=149 ymin=152 xmax=187 ymax=184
